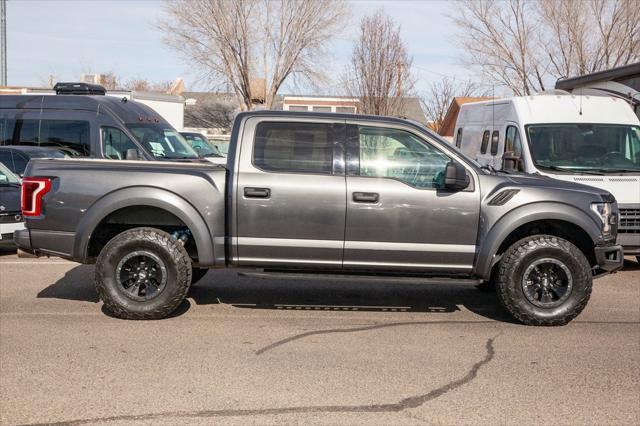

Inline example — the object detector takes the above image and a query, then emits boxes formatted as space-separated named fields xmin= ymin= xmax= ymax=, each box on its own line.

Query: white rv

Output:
xmin=454 ymin=94 xmax=640 ymax=257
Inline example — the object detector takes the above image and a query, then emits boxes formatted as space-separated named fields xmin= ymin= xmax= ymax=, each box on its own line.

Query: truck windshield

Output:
xmin=126 ymin=124 xmax=199 ymax=160
xmin=0 ymin=162 xmax=20 ymax=185
xmin=182 ymin=133 xmax=223 ymax=158
xmin=526 ymin=124 xmax=640 ymax=173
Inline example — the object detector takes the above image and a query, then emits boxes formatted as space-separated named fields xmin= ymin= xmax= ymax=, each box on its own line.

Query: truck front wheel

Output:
xmin=496 ymin=235 xmax=592 ymax=326
xmin=95 ymin=227 xmax=192 ymax=320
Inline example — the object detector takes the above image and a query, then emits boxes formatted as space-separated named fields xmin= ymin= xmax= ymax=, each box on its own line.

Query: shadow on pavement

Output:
xmin=37 ymin=265 xmax=99 ymax=303
xmin=37 ymin=265 xmax=522 ymax=323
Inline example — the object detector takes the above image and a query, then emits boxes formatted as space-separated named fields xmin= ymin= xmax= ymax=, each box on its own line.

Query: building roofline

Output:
xmin=555 ymin=62 xmax=640 ymax=90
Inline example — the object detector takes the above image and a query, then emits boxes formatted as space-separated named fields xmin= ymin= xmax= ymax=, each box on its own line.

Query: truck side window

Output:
xmin=101 ymin=127 xmax=139 ymax=160
xmin=455 ymin=127 xmax=463 ymax=148
xmin=490 ymin=130 xmax=500 ymax=156
xmin=253 ymin=122 xmax=334 ymax=174
xmin=480 ymin=130 xmax=490 ymax=154
xmin=505 ymin=125 xmax=523 ymax=156
xmin=2 ymin=119 xmax=39 ymax=145
xmin=39 ymin=120 xmax=90 ymax=157
xmin=358 ymin=126 xmax=450 ymax=189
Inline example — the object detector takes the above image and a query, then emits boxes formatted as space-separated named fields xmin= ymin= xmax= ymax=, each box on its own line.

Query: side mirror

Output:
xmin=126 ymin=149 xmax=141 ymax=161
xmin=502 ymin=151 xmax=521 ymax=172
xmin=444 ymin=161 xmax=469 ymax=191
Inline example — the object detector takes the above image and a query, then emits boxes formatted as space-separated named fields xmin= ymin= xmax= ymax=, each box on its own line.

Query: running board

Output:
xmin=238 ymin=271 xmax=481 ymax=285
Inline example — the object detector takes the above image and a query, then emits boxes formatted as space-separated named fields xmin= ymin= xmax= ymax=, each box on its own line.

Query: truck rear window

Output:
xmin=253 ymin=122 xmax=334 ymax=174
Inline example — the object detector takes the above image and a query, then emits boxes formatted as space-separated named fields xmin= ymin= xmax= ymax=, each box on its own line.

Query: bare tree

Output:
xmin=122 ymin=78 xmax=173 ymax=92
xmin=453 ymin=0 xmax=640 ymax=95
xmin=421 ymin=77 xmax=487 ymax=133
xmin=539 ymin=0 xmax=640 ymax=78
xmin=452 ymin=0 xmax=545 ymax=96
xmin=185 ymin=100 xmax=236 ymax=130
xmin=100 ymin=72 xmax=119 ymax=90
xmin=161 ymin=0 xmax=348 ymax=111
xmin=344 ymin=9 xmax=415 ymax=116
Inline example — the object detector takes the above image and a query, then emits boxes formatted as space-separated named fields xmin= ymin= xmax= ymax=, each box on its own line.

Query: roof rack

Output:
xmin=53 ymin=82 xmax=106 ymax=95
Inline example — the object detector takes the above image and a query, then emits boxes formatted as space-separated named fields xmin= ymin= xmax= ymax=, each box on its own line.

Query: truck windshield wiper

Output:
xmin=537 ymin=165 xmax=604 ymax=175
xmin=480 ymin=165 xmax=496 ymax=174
xmin=587 ymin=168 xmax=640 ymax=174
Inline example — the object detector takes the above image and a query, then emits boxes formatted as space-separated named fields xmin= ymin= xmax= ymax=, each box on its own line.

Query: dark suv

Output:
xmin=0 ymin=146 xmax=66 ymax=176
xmin=0 ymin=82 xmax=201 ymax=163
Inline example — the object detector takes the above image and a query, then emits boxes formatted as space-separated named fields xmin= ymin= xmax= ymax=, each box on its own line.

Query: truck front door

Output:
xmin=343 ymin=123 xmax=480 ymax=272
xmin=235 ymin=118 xmax=346 ymax=268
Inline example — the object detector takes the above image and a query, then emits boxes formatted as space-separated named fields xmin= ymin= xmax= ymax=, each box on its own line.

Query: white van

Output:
xmin=454 ymin=93 xmax=640 ymax=257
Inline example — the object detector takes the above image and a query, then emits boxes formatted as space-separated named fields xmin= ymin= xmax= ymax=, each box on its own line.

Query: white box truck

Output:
xmin=453 ymin=93 xmax=640 ymax=258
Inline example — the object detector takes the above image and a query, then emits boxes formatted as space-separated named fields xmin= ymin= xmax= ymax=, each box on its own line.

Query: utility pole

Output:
xmin=1 ymin=0 xmax=6 ymax=86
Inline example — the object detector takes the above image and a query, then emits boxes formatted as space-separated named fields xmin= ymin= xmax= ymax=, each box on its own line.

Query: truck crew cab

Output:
xmin=15 ymin=111 xmax=623 ymax=325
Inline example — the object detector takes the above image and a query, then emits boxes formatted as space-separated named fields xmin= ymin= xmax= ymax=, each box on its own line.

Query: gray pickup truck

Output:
xmin=15 ymin=111 xmax=624 ymax=325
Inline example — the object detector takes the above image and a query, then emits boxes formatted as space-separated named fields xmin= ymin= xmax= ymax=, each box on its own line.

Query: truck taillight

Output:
xmin=21 ymin=177 xmax=52 ymax=217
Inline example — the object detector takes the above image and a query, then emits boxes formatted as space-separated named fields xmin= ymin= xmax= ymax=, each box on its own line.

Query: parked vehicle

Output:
xmin=0 ymin=82 xmax=202 ymax=163
xmin=0 ymin=146 xmax=66 ymax=177
xmin=16 ymin=111 xmax=623 ymax=325
xmin=209 ymin=135 xmax=231 ymax=157
xmin=180 ymin=132 xmax=226 ymax=165
xmin=454 ymin=94 xmax=640 ymax=258
xmin=0 ymin=162 xmax=23 ymax=247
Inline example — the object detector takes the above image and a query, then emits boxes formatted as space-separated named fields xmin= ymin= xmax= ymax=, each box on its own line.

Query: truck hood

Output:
xmin=0 ymin=184 xmax=21 ymax=214
xmin=495 ymin=173 xmax=613 ymax=200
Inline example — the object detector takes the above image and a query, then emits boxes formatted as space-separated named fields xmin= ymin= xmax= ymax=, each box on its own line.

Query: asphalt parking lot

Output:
xmin=1 ymin=250 xmax=639 ymax=426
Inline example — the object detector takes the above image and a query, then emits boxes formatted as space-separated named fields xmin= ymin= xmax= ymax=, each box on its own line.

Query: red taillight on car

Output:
xmin=21 ymin=177 xmax=52 ymax=217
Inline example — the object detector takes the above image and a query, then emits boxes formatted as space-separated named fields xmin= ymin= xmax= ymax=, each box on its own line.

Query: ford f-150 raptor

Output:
xmin=15 ymin=111 xmax=624 ymax=325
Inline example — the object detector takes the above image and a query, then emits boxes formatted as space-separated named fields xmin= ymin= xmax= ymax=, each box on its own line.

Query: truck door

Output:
xmin=343 ymin=123 xmax=480 ymax=272
xmin=235 ymin=117 xmax=346 ymax=268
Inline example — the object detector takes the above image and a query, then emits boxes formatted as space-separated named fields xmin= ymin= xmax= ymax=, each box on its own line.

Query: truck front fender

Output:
xmin=74 ymin=186 xmax=216 ymax=266
xmin=474 ymin=202 xmax=603 ymax=279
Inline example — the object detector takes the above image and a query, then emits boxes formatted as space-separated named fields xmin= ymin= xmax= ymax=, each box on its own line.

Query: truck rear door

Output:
xmin=234 ymin=117 xmax=346 ymax=268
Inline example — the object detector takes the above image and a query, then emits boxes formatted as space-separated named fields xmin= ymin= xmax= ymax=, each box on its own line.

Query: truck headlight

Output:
xmin=591 ymin=202 xmax=616 ymax=234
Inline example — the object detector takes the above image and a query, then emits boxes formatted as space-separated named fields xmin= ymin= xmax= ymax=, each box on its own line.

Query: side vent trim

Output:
xmin=488 ymin=189 xmax=520 ymax=206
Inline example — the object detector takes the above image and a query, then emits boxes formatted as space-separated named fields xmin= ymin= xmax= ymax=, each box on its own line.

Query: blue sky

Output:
xmin=6 ymin=0 xmax=472 ymax=95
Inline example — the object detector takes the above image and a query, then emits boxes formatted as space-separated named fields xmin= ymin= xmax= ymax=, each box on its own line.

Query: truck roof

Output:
xmin=457 ymin=94 xmax=639 ymax=126
xmin=0 ymin=94 xmax=166 ymax=125
xmin=236 ymin=109 xmax=432 ymax=131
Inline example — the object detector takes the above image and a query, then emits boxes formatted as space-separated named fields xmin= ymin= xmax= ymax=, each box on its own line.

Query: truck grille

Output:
xmin=619 ymin=208 xmax=640 ymax=234
xmin=0 ymin=213 xmax=22 ymax=224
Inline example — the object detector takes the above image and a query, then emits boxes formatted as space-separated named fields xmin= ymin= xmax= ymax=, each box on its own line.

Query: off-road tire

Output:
xmin=95 ymin=227 xmax=192 ymax=320
xmin=496 ymin=235 xmax=592 ymax=326
xmin=190 ymin=267 xmax=209 ymax=286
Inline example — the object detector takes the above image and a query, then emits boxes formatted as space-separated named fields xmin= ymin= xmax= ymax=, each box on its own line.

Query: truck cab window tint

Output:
xmin=1 ymin=119 xmax=39 ymax=145
xmin=480 ymin=130 xmax=490 ymax=154
xmin=253 ymin=122 xmax=334 ymax=173
xmin=358 ymin=126 xmax=451 ymax=189
xmin=12 ymin=153 xmax=28 ymax=175
xmin=39 ymin=120 xmax=90 ymax=157
xmin=101 ymin=127 xmax=139 ymax=160
xmin=455 ymin=128 xmax=463 ymax=148
xmin=490 ymin=130 xmax=499 ymax=156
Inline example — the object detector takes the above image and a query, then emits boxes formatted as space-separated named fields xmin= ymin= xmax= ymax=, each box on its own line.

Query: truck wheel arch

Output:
xmin=74 ymin=187 xmax=216 ymax=266
xmin=474 ymin=202 xmax=602 ymax=279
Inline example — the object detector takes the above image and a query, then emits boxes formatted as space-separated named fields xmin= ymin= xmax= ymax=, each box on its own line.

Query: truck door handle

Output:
xmin=353 ymin=192 xmax=379 ymax=203
xmin=244 ymin=187 xmax=271 ymax=198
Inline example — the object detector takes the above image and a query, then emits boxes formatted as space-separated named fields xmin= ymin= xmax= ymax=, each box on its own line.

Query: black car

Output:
xmin=0 ymin=162 xmax=22 ymax=248
xmin=0 ymin=146 xmax=66 ymax=176
xmin=0 ymin=82 xmax=201 ymax=163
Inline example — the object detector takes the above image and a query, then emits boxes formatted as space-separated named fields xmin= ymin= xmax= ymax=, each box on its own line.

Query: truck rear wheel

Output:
xmin=496 ymin=235 xmax=592 ymax=326
xmin=95 ymin=227 xmax=192 ymax=320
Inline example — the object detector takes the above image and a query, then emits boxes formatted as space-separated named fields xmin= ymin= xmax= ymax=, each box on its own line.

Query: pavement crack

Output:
xmin=24 ymin=335 xmax=498 ymax=426
xmin=256 ymin=320 xmax=490 ymax=355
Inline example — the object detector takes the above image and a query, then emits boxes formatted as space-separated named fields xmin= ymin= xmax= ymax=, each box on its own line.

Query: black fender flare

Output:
xmin=474 ymin=202 xmax=602 ymax=279
xmin=73 ymin=186 xmax=216 ymax=265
